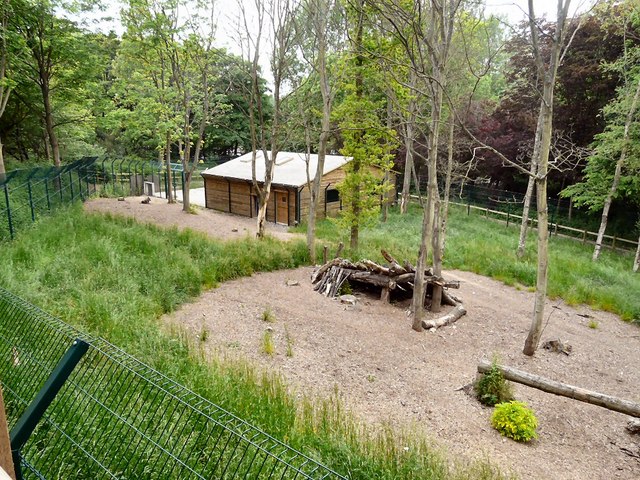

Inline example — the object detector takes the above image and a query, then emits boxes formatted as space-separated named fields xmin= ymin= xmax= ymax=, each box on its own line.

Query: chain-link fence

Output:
xmin=0 ymin=287 xmax=346 ymax=480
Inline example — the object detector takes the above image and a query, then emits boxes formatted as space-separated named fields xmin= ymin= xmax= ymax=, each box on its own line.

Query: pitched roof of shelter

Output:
xmin=201 ymin=151 xmax=350 ymax=188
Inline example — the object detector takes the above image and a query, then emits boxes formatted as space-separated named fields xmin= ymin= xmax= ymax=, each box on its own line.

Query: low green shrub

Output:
xmin=475 ymin=361 xmax=514 ymax=406
xmin=491 ymin=401 xmax=538 ymax=442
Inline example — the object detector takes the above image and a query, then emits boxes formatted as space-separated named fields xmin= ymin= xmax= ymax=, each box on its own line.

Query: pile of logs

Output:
xmin=312 ymin=249 xmax=466 ymax=329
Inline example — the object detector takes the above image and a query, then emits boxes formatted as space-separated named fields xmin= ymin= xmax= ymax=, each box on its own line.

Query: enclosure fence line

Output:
xmin=0 ymin=287 xmax=346 ymax=480
xmin=0 ymin=158 xmax=187 ymax=242
xmin=408 ymin=182 xmax=638 ymax=252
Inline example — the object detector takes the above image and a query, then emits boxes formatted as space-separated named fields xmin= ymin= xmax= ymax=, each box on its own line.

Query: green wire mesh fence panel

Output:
xmin=0 ymin=158 xmax=100 ymax=241
xmin=0 ymin=288 xmax=346 ymax=480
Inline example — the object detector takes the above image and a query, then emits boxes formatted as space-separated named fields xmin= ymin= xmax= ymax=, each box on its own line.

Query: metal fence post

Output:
xmin=10 ymin=339 xmax=89 ymax=480
xmin=45 ymin=180 xmax=51 ymax=210
xmin=27 ymin=181 xmax=35 ymax=222
xmin=69 ymin=171 xmax=74 ymax=200
xmin=3 ymin=184 xmax=14 ymax=239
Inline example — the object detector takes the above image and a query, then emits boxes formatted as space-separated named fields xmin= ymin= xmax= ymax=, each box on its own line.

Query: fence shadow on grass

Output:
xmin=0 ymin=287 xmax=345 ymax=480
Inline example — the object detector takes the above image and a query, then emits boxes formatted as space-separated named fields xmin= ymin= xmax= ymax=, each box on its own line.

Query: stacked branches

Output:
xmin=312 ymin=250 xmax=466 ymax=329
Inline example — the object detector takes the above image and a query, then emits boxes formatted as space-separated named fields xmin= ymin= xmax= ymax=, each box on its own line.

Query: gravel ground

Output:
xmin=85 ymin=196 xmax=640 ymax=480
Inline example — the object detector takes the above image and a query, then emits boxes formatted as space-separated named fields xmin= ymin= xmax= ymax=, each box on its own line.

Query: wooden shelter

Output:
xmin=201 ymin=151 xmax=395 ymax=226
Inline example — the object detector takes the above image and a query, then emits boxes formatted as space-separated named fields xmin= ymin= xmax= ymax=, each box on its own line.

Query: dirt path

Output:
xmin=85 ymin=196 xmax=302 ymax=242
xmin=84 ymin=197 xmax=640 ymax=479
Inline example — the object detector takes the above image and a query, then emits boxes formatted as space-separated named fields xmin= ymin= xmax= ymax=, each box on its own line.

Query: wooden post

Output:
xmin=0 ymin=388 xmax=16 ymax=480
xmin=478 ymin=360 xmax=640 ymax=418
xmin=582 ymin=229 xmax=587 ymax=244
xmin=612 ymin=236 xmax=617 ymax=252
xmin=380 ymin=286 xmax=390 ymax=303
xmin=322 ymin=245 xmax=328 ymax=264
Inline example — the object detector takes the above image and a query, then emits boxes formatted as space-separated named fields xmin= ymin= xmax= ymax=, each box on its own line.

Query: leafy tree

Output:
xmin=10 ymin=0 xmax=103 ymax=166
xmin=333 ymin=0 xmax=396 ymax=252
xmin=562 ymin=69 xmax=640 ymax=263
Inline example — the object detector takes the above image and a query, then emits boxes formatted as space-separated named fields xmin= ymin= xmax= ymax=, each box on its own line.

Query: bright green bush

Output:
xmin=491 ymin=401 xmax=538 ymax=442
xmin=475 ymin=361 xmax=514 ymax=406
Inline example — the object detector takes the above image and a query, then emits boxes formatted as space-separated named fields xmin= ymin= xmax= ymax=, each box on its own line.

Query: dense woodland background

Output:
xmin=0 ymin=0 xmax=639 ymax=238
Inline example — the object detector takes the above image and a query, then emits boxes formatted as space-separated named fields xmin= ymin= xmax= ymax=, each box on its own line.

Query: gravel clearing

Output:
xmin=85 ymin=196 xmax=640 ymax=480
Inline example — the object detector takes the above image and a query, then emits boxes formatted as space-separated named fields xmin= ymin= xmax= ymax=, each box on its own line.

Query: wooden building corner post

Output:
xmin=0 ymin=387 xmax=16 ymax=480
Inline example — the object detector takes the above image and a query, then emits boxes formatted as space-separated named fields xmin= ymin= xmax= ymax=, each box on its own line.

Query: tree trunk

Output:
xmin=165 ymin=133 xmax=174 ymax=203
xmin=0 ymin=388 xmax=16 ymax=480
xmin=413 ymin=74 xmax=443 ymax=330
xmin=478 ymin=359 xmax=640 ymax=418
xmin=400 ymin=72 xmax=417 ymax=214
xmin=440 ymin=117 xmax=454 ymax=256
xmin=517 ymin=158 xmax=538 ymax=258
xmin=257 ymin=182 xmax=271 ymax=238
xmin=0 ymin=135 xmax=5 ymax=181
xmin=432 ymin=198 xmax=443 ymax=313
xmin=181 ymin=101 xmax=192 ymax=213
xmin=350 ymin=1 xmax=365 ymax=252
xmin=593 ymin=77 xmax=640 ymax=261
xmin=41 ymin=81 xmax=60 ymax=167
xmin=523 ymin=79 xmax=554 ymax=356
xmin=634 ymin=234 xmax=639 ymax=273
xmin=522 ymin=0 xmax=571 ymax=356
xmin=307 ymin=5 xmax=332 ymax=264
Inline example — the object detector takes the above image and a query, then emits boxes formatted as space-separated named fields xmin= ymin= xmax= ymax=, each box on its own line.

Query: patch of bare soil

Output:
xmin=84 ymin=196 xmax=301 ymax=242
xmin=84 ymin=196 xmax=640 ymax=480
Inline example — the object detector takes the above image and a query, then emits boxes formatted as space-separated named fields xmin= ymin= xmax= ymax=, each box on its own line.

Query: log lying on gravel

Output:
xmin=422 ymin=304 xmax=467 ymax=329
xmin=312 ymin=250 xmax=463 ymax=324
xmin=478 ymin=360 xmax=640 ymax=418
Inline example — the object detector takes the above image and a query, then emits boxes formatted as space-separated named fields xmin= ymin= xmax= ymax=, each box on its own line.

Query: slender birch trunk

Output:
xmin=401 ymin=72 xmax=417 ymax=214
xmin=517 ymin=161 xmax=538 ymax=258
xmin=523 ymin=0 xmax=570 ymax=356
xmin=593 ymin=77 xmax=640 ymax=261
xmin=349 ymin=1 xmax=364 ymax=251
xmin=517 ymin=111 xmax=543 ymax=259
xmin=165 ymin=133 xmax=174 ymax=203
xmin=633 ymin=234 xmax=639 ymax=272
xmin=307 ymin=0 xmax=334 ymax=262
xmin=440 ymin=117 xmax=454 ymax=256
xmin=413 ymin=73 xmax=443 ymax=330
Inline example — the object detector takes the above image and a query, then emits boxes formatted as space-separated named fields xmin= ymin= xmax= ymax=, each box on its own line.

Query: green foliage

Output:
xmin=262 ymin=330 xmax=276 ymax=356
xmin=561 ymin=6 xmax=640 ymax=213
xmin=262 ymin=306 xmax=276 ymax=323
xmin=338 ymin=280 xmax=352 ymax=295
xmin=475 ymin=361 xmax=514 ymax=407
xmin=491 ymin=401 xmax=538 ymax=442
xmin=285 ymin=325 xmax=294 ymax=358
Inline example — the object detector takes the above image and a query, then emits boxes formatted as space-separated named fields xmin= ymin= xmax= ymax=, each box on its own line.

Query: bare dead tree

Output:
xmin=238 ymin=0 xmax=298 ymax=238
xmin=297 ymin=0 xmax=345 ymax=263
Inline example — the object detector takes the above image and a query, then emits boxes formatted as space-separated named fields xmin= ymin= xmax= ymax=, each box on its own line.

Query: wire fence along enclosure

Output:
xmin=446 ymin=183 xmax=639 ymax=252
xmin=0 ymin=287 xmax=345 ymax=480
xmin=0 ymin=158 xmax=188 ymax=242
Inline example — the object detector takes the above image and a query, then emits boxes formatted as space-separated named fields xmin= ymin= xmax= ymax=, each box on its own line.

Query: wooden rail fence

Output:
xmin=409 ymin=195 xmax=638 ymax=253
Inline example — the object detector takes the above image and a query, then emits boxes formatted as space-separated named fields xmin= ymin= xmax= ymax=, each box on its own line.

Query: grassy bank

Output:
xmin=0 ymin=205 xmax=506 ymax=480
xmin=301 ymin=204 xmax=640 ymax=323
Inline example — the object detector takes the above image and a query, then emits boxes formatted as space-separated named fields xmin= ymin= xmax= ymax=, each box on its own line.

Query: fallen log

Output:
xmin=422 ymin=303 xmax=467 ymax=329
xmin=381 ymin=249 xmax=408 ymax=275
xmin=477 ymin=360 xmax=640 ymax=418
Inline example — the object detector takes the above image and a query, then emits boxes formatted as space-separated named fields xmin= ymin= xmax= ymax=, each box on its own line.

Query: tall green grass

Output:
xmin=0 ymin=205 xmax=507 ymax=480
xmin=299 ymin=204 xmax=640 ymax=323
